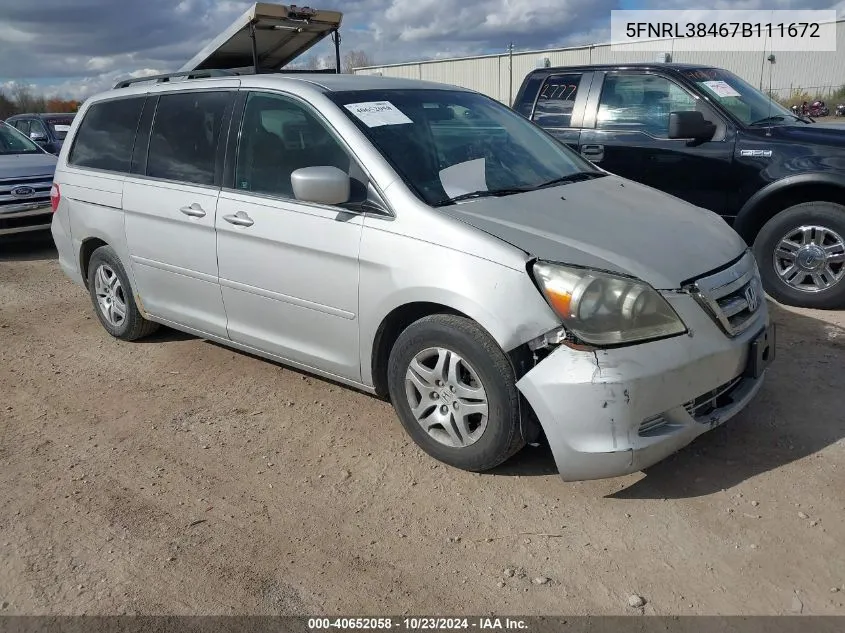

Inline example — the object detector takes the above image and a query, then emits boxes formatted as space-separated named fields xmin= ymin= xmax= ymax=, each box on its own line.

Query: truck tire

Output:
xmin=387 ymin=314 xmax=525 ymax=472
xmin=753 ymin=201 xmax=845 ymax=309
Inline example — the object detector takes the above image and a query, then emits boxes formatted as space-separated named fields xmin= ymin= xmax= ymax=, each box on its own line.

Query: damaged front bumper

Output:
xmin=516 ymin=293 xmax=772 ymax=482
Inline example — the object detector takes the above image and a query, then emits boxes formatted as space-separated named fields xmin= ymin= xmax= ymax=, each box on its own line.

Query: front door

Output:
xmin=579 ymin=71 xmax=735 ymax=214
xmin=215 ymin=90 xmax=364 ymax=380
xmin=123 ymin=89 xmax=236 ymax=338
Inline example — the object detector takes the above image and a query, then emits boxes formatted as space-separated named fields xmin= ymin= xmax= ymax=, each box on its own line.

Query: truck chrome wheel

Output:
xmin=774 ymin=224 xmax=845 ymax=293
xmin=93 ymin=263 xmax=127 ymax=327
xmin=404 ymin=347 xmax=489 ymax=448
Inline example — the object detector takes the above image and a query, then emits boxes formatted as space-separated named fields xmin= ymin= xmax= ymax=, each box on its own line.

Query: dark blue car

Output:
xmin=5 ymin=112 xmax=76 ymax=155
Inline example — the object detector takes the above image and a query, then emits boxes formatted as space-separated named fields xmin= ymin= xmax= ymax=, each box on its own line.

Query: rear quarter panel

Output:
xmin=58 ymin=167 xmax=128 ymax=285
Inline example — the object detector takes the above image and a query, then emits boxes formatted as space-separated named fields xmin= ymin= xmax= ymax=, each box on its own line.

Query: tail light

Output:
xmin=50 ymin=183 xmax=60 ymax=213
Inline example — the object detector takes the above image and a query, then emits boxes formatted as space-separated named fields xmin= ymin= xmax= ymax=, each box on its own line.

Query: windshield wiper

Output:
xmin=749 ymin=115 xmax=787 ymax=126
xmin=435 ymin=187 xmax=532 ymax=205
xmin=534 ymin=171 xmax=607 ymax=189
xmin=434 ymin=172 xmax=608 ymax=206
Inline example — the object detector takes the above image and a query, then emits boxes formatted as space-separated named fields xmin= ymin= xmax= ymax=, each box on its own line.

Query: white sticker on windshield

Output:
xmin=344 ymin=101 xmax=412 ymax=127
xmin=53 ymin=125 xmax=71 ymax=132
xmin=702 ymin=80 xmax=741 ymax=98
xmin=439 ymin=158 xmax=488 ymax=199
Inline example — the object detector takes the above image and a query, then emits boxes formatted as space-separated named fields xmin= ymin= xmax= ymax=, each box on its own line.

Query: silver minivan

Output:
xmin=51 ymin=73 xmax=774 ymax=481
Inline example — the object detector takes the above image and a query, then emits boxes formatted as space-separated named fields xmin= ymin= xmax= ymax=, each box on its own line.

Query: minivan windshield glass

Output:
xmin=329 ymin=89 xmax=600 ymax=207
xmin=0 ymin=122 xmax=41 ymax=155
xmin=679 ymin=67 xmax=800 ymax=126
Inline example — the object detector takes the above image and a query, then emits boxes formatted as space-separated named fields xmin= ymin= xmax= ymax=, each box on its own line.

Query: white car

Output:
xmin=51 ymin=71 xmax=774 ymax=481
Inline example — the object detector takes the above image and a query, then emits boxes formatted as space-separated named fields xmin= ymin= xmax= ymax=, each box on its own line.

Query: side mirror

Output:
xmin=290 ymin=166 xmax=350 ymax=206
xmin=668 ymin=111 xmax=716 ymax=141
xmin=29 ymin=131 xmax=48 ymax=143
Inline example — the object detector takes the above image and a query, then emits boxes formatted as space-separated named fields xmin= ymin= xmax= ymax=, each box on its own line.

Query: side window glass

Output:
xmin=68 ymin=97 xmax=145 ymax=172
xmin=235 ymin=92 xmax=353 ymax=201
xmin=596 ymin=74 xmax=696 ymax=137
xmin=532 ymin=74 xmax=582 ymax=128
xmin=147 ymin=91 xmax=231 ymax=186
xmin=14 ymin=120 xmax=31 ymax=135
xmin=30 ymin=120 xmax=47 ymax=137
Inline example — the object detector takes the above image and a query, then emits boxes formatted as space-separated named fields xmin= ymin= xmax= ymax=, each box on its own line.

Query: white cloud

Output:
xmin=1 ymin=0 xmax=843 ymax=99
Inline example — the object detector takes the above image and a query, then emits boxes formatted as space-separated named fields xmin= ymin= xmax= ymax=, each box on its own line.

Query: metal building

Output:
xmin=354 ymin=19 xmax=845 ymax=105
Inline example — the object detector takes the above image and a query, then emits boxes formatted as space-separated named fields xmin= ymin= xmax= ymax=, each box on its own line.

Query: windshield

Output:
xmin=679 ymin=67 xmax=799 ymax=126
xmin=47 ymin=117 xmax=75 ymax=140
xmin=0 ymin=122 xmax=42 ymax=155
xmin=328 ymin=89 xmax=599 ymax=206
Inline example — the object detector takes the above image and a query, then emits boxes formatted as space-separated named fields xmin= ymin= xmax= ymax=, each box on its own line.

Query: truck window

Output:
xmin=532 ymin=74 xmax=582 ymax=128
xmin=679 ymin=67 xmax=794 ymax=126
xmin=596 ymin=74 xmax=696 ymax=137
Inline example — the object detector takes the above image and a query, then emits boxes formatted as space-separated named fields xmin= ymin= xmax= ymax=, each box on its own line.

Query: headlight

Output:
xmin=531 ymin=262 xmax=686 ymax=346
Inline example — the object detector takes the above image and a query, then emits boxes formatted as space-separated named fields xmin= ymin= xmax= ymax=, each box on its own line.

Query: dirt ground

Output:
xmin=1 ymin=234 xmax=843 ymax=617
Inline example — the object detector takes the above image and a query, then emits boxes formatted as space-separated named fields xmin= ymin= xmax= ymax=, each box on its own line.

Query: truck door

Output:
xmin=578 ymin=70 xmax=734 ymax=215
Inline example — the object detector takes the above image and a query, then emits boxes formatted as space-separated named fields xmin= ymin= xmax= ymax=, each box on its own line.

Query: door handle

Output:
xmin=580 ymin=144 xmax=604 ymax=162
xmin=179 ymin=203 xmax=206 ymax=218
xmin=222 ymin=211 xmax=254 ymax=227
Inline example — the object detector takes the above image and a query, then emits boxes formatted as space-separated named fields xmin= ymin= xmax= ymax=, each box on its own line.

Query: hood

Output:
xmin=0 ymin=153 xmax=57 ymax=180
xmin=763 ymin=123 xmax=845 ymax=147
xmin=438 ymin=175 xmax=747 ymax=289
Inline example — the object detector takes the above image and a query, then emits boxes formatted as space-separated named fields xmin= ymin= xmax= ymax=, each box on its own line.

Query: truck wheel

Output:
xmin=387 ymin=314 xmax=525 ymax=472
xmin=87 ymin=245 xmax=159 ymax=341
xmin=753 ymin=201 xmax=845 ymax=309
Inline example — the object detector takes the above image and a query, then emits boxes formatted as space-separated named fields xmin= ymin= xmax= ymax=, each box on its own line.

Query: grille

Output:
xmin=638 ymin=415 xmax=669 ymax=436
xmin=687 ymin=251 xmax=764 ymax=337
xmin=685 ymin=376 xmax=744 ymax=420
xmin=0 ymin=176 xmax=53 ymax=209
xmin=638 ymin=375 xmax=745 ymax=435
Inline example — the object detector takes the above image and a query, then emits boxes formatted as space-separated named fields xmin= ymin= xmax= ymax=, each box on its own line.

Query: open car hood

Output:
xmin=180 ymin=3 xmax=343 ymax=73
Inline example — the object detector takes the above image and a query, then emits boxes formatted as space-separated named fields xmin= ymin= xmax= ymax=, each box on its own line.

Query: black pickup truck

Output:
xmin=514 ymin=63 xmax=845 ymax=309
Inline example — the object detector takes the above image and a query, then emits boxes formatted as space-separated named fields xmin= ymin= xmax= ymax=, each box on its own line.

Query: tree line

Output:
xmin=0 ymin=82 xmax=81 ymax=119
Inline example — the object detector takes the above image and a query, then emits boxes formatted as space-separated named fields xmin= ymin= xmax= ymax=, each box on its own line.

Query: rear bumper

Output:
xmin=516 ymin=294 xmax=770 ymax=482
xmin=0 ymin=204 xmax=52 ymax=236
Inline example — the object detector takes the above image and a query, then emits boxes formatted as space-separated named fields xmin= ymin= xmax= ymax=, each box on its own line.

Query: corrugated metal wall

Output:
xmin=355 ymin=20 xmax=845 ymax=103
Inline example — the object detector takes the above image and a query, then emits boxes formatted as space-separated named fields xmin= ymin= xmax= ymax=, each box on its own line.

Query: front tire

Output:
xmin=87 ymin=246 xmax=159 ymax=341
xmin=753 ymin=201 xmax=845 ymax=309
xmin=387 ymin=314 xmax=524 ymax=472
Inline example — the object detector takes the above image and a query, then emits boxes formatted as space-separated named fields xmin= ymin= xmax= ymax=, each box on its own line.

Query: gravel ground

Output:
xmin=1 ymin=234 xmax=843 ymax=616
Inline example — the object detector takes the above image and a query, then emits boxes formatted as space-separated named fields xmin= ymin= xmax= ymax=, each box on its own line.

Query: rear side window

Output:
xmin=533 ymin=74 xmax=582 ymax=128
xmin=68 ymin=98 xmax=145 ymax=172
xmin=13 ymin=120 xmax=31 ymax=134
xmin=147 ymin=91 xmax=232 ymax=186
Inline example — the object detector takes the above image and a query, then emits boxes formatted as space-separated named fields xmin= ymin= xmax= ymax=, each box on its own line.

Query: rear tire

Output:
xmin=387 ymin=314 xmax=524 ymax=472
xmin=753 ymin=201 xmax=845 ymax=309
xmin=87 ymin=246 xmax=159 ymax=341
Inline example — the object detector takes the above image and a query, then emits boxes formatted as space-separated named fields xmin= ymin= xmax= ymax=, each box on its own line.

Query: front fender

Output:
xmin=734 ymin=172 xmax=845 ymax=240
xmin=357 ymin=232 xmax=560 ymax=388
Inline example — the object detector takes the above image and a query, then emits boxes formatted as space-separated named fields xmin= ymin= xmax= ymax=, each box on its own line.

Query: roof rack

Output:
xmin=113 ymin=69 xmax=237 ymax=89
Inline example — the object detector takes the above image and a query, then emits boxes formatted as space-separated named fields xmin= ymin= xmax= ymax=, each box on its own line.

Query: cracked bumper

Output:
xmin=515 ymin=294 xmax=770 ymax=482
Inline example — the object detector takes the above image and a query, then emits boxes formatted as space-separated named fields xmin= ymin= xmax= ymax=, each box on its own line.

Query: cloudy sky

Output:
xmin=1 ymin=0 xmax=843 ymax=99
